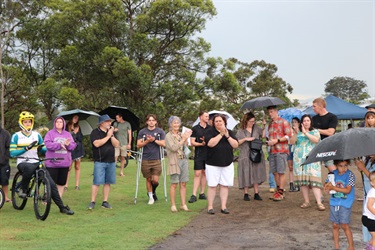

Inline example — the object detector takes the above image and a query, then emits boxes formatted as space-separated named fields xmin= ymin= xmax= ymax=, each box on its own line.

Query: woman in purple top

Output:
xmin=44 ymin=117 xmax=76 ymax=197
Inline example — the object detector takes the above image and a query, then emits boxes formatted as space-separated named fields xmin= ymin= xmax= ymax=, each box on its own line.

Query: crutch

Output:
xmin=134 ymin=136 xmax=145 ymax=204
xmin=159 ymin=134 xmax=168 ymax=202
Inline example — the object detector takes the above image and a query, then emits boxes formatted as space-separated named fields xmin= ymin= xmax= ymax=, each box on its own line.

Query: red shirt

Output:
xmin=268 ymin=117 xmax=292 ymax=154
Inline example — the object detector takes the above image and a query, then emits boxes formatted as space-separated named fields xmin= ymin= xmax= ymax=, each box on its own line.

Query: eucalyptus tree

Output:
xmin=324 ymin=76 xmax=369 ymax=104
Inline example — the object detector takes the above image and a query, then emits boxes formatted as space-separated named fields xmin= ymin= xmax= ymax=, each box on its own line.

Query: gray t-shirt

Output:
xmin=113 ymin=121 xmax=132 ymax=146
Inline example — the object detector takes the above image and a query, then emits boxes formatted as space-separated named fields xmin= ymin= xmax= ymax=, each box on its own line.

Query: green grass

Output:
xmin=0 ymin=159 xmax=208 ymax=249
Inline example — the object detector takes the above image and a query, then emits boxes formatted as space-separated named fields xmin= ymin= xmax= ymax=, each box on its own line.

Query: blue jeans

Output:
xmin=269 ymin=170 xmax=276 ymax=188
xmin=93 ymin=162 xmax=116 ymax=185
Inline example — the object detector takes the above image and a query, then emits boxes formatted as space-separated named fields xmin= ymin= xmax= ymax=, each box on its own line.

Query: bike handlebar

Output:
xmin=16 ymin=156 xmax=64 ymax=162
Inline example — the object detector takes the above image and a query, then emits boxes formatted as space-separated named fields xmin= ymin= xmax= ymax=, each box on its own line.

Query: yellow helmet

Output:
xmin=19 ymin=111 xmax=34 ymax=132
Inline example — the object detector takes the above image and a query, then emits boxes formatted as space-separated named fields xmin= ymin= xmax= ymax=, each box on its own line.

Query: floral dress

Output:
xmin=293 ymin=129 xmax=322 ymax=187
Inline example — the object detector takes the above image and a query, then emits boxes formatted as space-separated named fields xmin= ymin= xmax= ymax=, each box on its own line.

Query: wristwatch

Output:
xmin=277 ymin=138 xmax=280 ymax=143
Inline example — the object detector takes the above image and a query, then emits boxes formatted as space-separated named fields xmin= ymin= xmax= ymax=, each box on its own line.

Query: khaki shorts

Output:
xmin=115 ymin=146 xmax=127 ymax=157
xmin=141 ymin=160 xmax=162 ymax=179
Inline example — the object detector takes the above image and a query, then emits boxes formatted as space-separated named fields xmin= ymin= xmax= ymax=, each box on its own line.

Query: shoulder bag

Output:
xmin=249 ymin=125 xmax=262 ymax=163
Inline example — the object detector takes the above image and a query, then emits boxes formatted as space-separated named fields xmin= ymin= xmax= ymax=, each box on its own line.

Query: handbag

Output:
xmin=249 ymin=125 xmax=262 ymax=163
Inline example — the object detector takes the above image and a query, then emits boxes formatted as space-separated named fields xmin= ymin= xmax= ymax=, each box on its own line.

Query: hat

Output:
xmin=365 ymin=104 xmax=375 ymax=109
xmin=98 ymin=114 xmax=112 ymax=125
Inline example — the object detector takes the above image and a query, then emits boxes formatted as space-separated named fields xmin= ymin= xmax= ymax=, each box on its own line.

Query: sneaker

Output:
xmin=18 ymin=189 xmax=27 ymax=198
xmin=102 ymin=201 xmax=112 ymax=209
xmin=60 ymin=205 xmax=74 ymax=215
xmin=153 ymin=193 xmax=158 ymax=201
xmin=243 ymin=194 xmax=250 ymax=201
xmin=148 ymin=197 xmax=154 ymax=205
xmin=272 ymin=192 xmax=284 ymax=201
xmin=188 ymin=195 xmax=197 ymax=203
xmin=88 ymin=201 xmax=95 ymax=210
xmin=199 ymin=193 xmax=207 ymax=200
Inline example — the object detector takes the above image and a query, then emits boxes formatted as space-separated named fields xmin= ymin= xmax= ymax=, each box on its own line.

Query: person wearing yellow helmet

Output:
xmin=10 ymin=111 xmax=74 ymax=216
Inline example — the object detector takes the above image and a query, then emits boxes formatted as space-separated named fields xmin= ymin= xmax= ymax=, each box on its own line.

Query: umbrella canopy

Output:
xmin=302 ymin=128 xmax=375 ymax=165
xmin=240 ymin=96 xmax=285 ymax=111
xmin=46 ymin=109 xmax=100 ymax=136
xmin=278 ymin=108 xmax=305 ymax=123
xmin=192 ymin=110 xmax=239 ymax=130
xmin=99 ymin=106 xmax=140 ymax=131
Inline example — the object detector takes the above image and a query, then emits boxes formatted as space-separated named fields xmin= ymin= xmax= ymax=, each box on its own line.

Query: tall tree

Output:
xmin=324 ymin=76 xmax=369 ymax=104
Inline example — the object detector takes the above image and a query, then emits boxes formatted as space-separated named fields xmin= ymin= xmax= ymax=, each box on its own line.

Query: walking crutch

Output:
xmin=159 ymin=134 xmax=168 ymax=202
xmin=134 ymin=136 xmax=144 ymax=204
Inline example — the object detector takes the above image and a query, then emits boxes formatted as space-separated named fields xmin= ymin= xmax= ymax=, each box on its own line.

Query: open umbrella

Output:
xmin=46 ymin=109 xmax=100 ymax=136
xmin=99 ymin=106 xmax=140 ymax=131
xmin=192 ymin=110 xmax=239 ymax=130
xmin=240 ymin=96 xmax=285 ymax=111
xmin=278 ymin=108 xmax=305 ymax=123
xmin=302 ymin=128 xmax=375 ymax=165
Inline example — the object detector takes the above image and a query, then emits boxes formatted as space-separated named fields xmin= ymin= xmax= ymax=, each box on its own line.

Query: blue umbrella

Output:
xmin=278 ymin=108 xmax=304 ymax=123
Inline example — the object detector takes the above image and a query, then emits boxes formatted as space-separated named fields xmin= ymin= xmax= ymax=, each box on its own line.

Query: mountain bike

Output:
xmin=11 ymin=143 xmax=63 ymax=220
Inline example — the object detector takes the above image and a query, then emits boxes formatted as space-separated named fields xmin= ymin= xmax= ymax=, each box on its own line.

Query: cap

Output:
xmin=98 ymin=114 xmax=112 ymax=125
xmin=365 ymin=104 xmax=375 ymax=109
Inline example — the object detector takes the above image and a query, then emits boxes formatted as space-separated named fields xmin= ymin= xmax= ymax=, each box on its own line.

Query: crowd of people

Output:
xmin=1 ymin=99 xmax=375 ymax=249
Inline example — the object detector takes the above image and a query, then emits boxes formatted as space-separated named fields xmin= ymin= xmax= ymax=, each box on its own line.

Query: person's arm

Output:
xmin=226 ymin=131 xmax=239 ymax=149
xmin=318 ymin=128 xmax=336 ymax=137
xmin=127 ymin=129 xmax=132 ymax=150
xmin=355 ymin=160 xmax=370 ymax=178
xmin=207 ymin=133 xmax=223 ymax=148
xmin=304 ymin=130 xmax=320 ymax=144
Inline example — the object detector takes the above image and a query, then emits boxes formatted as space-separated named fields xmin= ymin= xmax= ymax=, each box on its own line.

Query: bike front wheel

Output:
xmin=11 ymin=172 xmax=28 ymax=210
xmin=34 ymin=172 xmax=51 ymax=221
xmin=0 ymin=188 xmax=4 ymax=209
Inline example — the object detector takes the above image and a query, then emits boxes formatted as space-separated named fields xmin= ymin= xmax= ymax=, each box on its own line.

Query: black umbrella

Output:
xmin=240 ymin=96 xmax=285 ymax=111
xmin=99 ymin=106 xmax=140 ymax=131
xmin=302 ymin=128 xmax=375 ymax=165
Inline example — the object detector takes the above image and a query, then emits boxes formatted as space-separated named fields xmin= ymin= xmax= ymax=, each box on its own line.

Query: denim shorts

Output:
xmin=93 ymin=162 xmax=116 ymax=185
xmin=329 ymin=205 xmax=352 ymax=224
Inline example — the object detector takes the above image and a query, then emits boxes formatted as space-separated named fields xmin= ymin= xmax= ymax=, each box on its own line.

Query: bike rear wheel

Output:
xmin=11 ymin=172 xmax=28 ymax=210
xmin=0 ymin=188 xmax=4 ymax=209
xmin=34 ymin=172 xmax=51 ymax=221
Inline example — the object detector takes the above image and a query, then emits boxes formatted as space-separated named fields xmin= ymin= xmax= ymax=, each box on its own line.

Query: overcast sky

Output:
xmin=199 ymin=0 xmax=374 ymax=102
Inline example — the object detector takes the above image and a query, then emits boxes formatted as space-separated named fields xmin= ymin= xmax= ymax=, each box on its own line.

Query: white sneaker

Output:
xmin=148 ymin=197 xmax=154 ymax=205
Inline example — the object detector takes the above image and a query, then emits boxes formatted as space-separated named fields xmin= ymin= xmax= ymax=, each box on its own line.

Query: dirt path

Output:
xmin=150 ymin=166 xmax=366 ymax=250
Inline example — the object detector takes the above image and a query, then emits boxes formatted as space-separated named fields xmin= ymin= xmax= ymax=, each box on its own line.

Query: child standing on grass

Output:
xmin=362 ymin=171 xmax=375 ymax=250
xmin=324 ymin=159 xmax=355 ymax=250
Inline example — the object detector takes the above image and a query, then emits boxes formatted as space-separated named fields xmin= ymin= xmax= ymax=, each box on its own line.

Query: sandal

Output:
xmin=317 ymin=203 xmax=325 ymax=211
xmin=300 ymin=202 xmax=311 ymax=209
xmin=171 ymin=205 xmax=178 ymax=213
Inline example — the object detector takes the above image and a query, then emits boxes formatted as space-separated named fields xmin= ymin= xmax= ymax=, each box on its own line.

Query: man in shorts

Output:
xmin=312 ymin=97 xmax=338 ymax=173
xmin=0 ymin=124 xmax=11 ymax=203
xmin=137 ymin=114 xmax=166 ymax=205
xmin=188 ymin=111 xmax=210 ymax=203
xmin=266 ymin=106 xmax=292 ymax=201
xmin=113 ymin=113 xmax=132 ymax=176
xmin=88 ymin=114 xmax=119 ymax=210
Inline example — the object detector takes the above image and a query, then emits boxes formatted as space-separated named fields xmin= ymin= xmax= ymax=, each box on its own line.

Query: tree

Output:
xmin=324 ymin=76 xmax=369 ymax=104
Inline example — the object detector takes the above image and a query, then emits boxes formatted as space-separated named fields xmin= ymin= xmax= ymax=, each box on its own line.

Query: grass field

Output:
xmin=0 ymin=159 xmax=208 ymax=249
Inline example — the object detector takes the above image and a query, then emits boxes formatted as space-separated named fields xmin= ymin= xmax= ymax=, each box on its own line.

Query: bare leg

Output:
xmin=301 ymin=186 xmax=310 ymax=203
xmin=103 ymin=184 xmax=110 ymax=202
xmin=341 ymin=224 xmax=354 ymax=250
xmin=253 ymin=183 xmax=259 ymax=194
xmin=244 ymin=186 xmax=249 ymax=195
xmin=207 ymin=186 xmax=216 ymax=210
xmin=146 ymin=177 xmax=152 ymax=192
xmin=312 ymin=186 xmax=323 ymax=204
xmin=65 ymin=164 xmax=73 ymax=189
xmin=3 ymin=185 xmax=9 ymax=201
xmin=180 ymin=182 xmax=187 ymax=206
xmin=120 ymin=156 xmax=126 ymax=176
xmin=332 ymin=223 xmax=340 ymax=250
xmin=170 ymin=183 xmax=177 ymax=206
xmin=75 ymin=160 xmax=81 ymax=187
xmin=273 ymin=172 xmax=279 ymax=188
xmin=192 ymin=170 xmax=202 ymax=196
xmin=91 ymin=185 xmax=100 ymax=202
xmin=57 ymin=184 xmax=64 ymax=198
xmin=279 ymin=173 xmax=286 ymax=190
xmin=219 ymin=185 xmax=229 ymax=210
xmin=199 ymin=170 xmax=207 ymax=194
xmin=288 ymin=160 xmax=294 ymax=182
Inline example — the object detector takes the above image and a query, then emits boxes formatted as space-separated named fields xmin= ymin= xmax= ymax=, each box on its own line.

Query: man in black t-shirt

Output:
xmin=88 ymin=114 xmax=120 ymax=210
xmin=312 ymin=97 xmax=338 ymax=173
xmin=188 ymin=111 xmax=210 ymax=203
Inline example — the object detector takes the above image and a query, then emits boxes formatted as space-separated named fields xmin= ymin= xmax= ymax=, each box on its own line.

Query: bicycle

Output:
xmin=0 ymin=187 xmax=4 ymax=209
xmin=11 ymin=146 xmax=63 ymax=221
